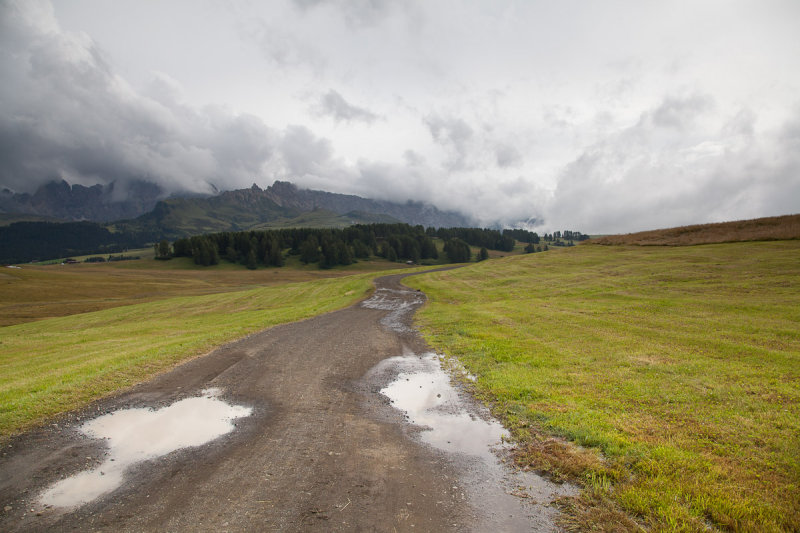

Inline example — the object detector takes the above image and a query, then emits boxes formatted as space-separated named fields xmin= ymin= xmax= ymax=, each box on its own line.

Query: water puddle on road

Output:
xmin=380 ymin=353 xmax=507 ymax=456
xmin=39 ymin=388 xmax=252 ymax=508
xmin=375 ymin=353 xmax=576 ymax=532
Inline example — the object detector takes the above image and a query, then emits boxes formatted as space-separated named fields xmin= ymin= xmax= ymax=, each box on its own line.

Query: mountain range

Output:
xmin=1 ymin=180 xmax=471 ymax=237
xmin=0 ymin=180 xmax=163 ymax=223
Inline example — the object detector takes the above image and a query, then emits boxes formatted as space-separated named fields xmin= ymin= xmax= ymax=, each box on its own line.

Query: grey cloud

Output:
xmin=758 ymin=111 xmax=800 ymax=216
xmin=424 ymin=114 xmax=474 ymax=170
xmin=239 ymin=14 xmax=326 ymax=72
xmin=403 ymin=149 xmax=425 ymax=166
xmin=722 ymin=108 xmax=756 ymax=138
xmin=651 ymin=93 xmax=714 ymax=130
xmin=279 ymin=125 xmax=333 ymax=177
xmin=316 ymin=90 xmax=378 ymax=123
xmin=0 ymin=2 xmax=282 ymax=195
xmin=495 ymin=143 xmax=523 ymax=168
xmin=542 ymin=105 xmax=576 ymax=129
xmin=545 ymin=103 xmax=800 ymax=234
xmin=291 ymin=0 xmax=396 ymax=28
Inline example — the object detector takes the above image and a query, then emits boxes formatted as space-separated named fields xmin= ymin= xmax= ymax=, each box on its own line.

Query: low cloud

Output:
xmin=279 ymin=125 xmax=333 ymax=176
xmin=544 ymin=96 xmax=800 ymax=233
xmin=2 ymin=0 xmax=797 ymax=234
xmin=0 ymin=1 xmax=288 ymax=195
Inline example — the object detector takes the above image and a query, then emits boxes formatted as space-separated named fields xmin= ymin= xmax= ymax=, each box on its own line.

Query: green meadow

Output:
xmin=407 ymin=241 xmax=800 ymax=531
xmin=0 ymin=273 xmax=381 ymax=438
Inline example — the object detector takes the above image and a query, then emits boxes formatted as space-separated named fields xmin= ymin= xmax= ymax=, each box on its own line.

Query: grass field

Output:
xmin=0 ymin=254 xmax=410 ymax=327
xmin=406 ymin=241 xmax=800 ymax=531
xmin=0 ymin=269 xmax=408 ymax=439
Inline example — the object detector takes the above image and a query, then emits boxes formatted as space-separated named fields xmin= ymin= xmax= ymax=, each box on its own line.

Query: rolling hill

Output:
xmin=589 ymin=213 xmax=800 ymax=246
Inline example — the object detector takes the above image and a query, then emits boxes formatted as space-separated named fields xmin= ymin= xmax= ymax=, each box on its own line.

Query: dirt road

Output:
xmin=0 ymin=271 xmax=570 ymax=532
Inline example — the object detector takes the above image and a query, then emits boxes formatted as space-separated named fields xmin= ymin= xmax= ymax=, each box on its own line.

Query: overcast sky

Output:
xmin=1 ymin=0 xmax=798 ymax=232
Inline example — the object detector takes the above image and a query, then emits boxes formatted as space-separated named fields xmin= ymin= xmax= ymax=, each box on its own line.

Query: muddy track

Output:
xmin=0 ymin=269 xmax=570 ymax=532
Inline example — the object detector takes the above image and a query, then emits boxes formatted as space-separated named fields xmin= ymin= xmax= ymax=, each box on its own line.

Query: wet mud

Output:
xmin=0 ymin=267 xmax=572 ymax=532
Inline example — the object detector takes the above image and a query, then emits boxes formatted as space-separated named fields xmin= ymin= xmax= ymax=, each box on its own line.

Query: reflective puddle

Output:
xmin=40 ymin=388 xmax=252 ymax=508
xmin=380 ymin=353 xmax=507 ymax=456
xmin=374 ymin=352 xmax=577 ymax=532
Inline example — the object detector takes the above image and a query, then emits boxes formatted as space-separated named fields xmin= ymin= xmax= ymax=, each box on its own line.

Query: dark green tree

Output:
xmin=478 ymin=247 xmax=489 ymax=261
xmin=299 ymin=236 xmax=320 ymax=264
xmin=245 ymin=249 xmax=258 ymax=270
xmin=319 ymin=238 xmax=339 ymax=269
xmin=154 ymin=239 xmax=171 ymax=260
xmin=225 ymin=246 xmax=238 ymax=263
xmin=266 ymin=238 xmax=284 ymax=267
xmin=444 ymin=238 xmax=471 ymax=263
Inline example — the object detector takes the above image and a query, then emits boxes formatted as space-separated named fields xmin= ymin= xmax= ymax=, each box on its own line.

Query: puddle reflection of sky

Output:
xmin=40 ymin=388 xmax=251 ymax=508
xmin=381 ymin=353 xmax=507 ymax=457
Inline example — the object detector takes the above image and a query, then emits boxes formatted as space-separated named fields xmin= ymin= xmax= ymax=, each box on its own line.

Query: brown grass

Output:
xmin=556 ymin=494 xmax=646 ymax=532
xmin=0 ymin=257 xmax=408 ymax=326
xmin=513 ymin=436 xmax=606 ymax=482
xmin=589 ymin=213 xmax=800 ymax=246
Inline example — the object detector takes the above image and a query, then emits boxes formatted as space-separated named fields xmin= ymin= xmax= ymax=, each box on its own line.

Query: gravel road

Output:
xmin=0 ymin=270 xmax=571 ymax=532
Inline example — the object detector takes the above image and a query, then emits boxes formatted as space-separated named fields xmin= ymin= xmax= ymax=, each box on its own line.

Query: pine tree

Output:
xmin=300 ymin=236 xmax=320 ymax=264
xmin=245 ymin=249 xmax=257 ymax=270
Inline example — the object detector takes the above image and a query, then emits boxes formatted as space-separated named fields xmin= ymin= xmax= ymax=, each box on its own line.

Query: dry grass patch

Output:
xmin=591 ymin=213 xmax=800 ymax=246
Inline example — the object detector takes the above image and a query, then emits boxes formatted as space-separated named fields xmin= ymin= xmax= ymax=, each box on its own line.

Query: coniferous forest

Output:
xmin=170 ymin=224 xmax=542 ymax=268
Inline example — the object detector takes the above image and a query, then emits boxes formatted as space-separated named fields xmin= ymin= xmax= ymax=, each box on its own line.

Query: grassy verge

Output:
xmin=0 ymin=272 xmax=387 ymax=439
xmin=406 ymin=241 xmax=800 ymax=531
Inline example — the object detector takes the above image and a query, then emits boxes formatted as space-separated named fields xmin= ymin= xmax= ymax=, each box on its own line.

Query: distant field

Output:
xmin=1 ymin=235 xmax=526 ymax=327
xmin=591 ymin=213 xmax=800 ymax=245
xmin=0 ymin=255 xmax=409 ymax=327
xmin=0 ymin=270 xmax=412 ymax=438
xmin=407 ymin=241 xmax=800 ymax=531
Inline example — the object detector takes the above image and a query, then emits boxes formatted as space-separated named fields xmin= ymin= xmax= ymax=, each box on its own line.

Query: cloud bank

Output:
xmin=1 ymin=0 xmax=798 ymax=232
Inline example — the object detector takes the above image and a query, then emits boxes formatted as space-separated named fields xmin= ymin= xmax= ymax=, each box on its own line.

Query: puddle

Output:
xmin=39 ymin=388 xmax=252 ymax=508
xmin=361 ymin=288 xmax=424 ymax=333
xmin=380 ymin=353 xmax=507 ymax=456
xmin=374 ymin=353 xmax=577 ymax=532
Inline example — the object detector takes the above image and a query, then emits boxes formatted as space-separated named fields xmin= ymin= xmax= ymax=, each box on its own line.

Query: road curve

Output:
xmin=0 ymin=269 xmax=567 ymax=532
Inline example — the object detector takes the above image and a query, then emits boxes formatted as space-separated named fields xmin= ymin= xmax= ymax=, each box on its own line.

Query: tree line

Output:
xmin=167 ymin=223 xmax=541 ymax=268
xmin=0 ymin=221 xmax=154 ymax=264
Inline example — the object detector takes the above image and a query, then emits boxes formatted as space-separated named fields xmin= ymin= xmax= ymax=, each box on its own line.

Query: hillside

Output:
xmin=113 ymin=182 xmax=469 ymax=239
xmin=2 ymin=179 xmax=470 ymax=235
xmin=114 ymin=186 xmax=298 ymax=239
xmin=251 ymin=209 xmax=399 ymax=229
xmin=261 ymin=181 xmax=470 ymax=228
xmin=590 ymin=213 xmax=800 ymax=245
